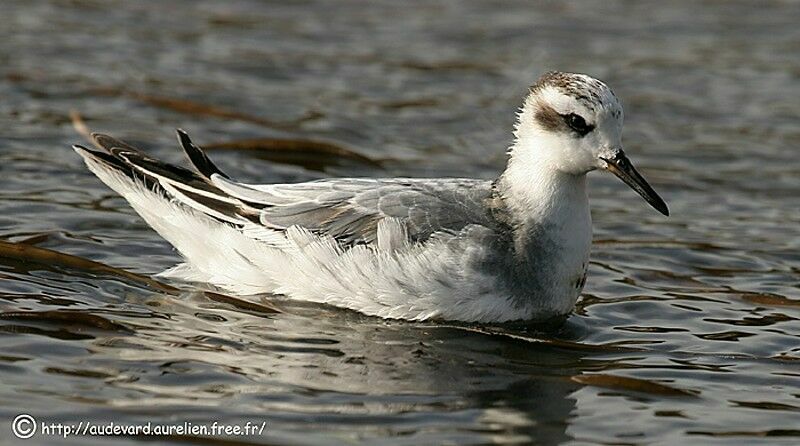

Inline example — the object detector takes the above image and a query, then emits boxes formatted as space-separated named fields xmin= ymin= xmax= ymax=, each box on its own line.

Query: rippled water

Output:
xmin=1 ymin=1 xmax=800 ymax=444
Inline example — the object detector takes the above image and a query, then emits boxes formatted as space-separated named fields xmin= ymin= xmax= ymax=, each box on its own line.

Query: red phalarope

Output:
xmin=74 ymin=72 xmax=668 ymax=323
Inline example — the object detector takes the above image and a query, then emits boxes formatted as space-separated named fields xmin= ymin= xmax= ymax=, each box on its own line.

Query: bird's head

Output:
xmin=512 ymin=71 xmax=668 ymax=216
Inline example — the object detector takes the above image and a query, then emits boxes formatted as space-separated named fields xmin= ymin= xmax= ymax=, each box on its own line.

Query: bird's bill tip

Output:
xmin=600 ymin=152 xmax=669 ymax=216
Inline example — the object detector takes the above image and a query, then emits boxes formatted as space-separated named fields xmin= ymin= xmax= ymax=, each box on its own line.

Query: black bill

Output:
xmin=600 ymin=151 xmax=669 ymax=216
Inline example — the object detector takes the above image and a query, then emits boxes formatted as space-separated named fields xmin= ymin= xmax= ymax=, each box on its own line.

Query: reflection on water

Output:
xmin=1 ymin=0 xmax=800 ymax=444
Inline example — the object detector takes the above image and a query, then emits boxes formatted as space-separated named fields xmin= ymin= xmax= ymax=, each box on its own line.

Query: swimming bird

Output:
xmin=73 ymin=71 xmax=668 ymax=323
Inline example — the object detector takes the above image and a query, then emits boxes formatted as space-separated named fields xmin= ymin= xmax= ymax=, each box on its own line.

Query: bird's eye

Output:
xmin=562 ymin=113 xmax=594 ymax=136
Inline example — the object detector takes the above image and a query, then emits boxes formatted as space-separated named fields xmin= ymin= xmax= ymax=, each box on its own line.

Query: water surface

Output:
xmin=1 ymin=1 xmax=799 ymax=444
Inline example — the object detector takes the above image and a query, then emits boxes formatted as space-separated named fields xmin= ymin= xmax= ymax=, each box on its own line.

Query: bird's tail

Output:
xmin=73 ymin=130 xmax=282 ymax=294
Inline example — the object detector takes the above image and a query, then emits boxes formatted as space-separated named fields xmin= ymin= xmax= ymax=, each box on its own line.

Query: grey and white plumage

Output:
xmin=74 ymin=71 xmax=668 ymax=323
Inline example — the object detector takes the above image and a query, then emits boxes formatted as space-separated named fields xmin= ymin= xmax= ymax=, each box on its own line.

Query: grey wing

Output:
xmin=84 ymin=130 xmax=498 ymax=246
xmin=211 ymin=175 xmax=497 ymax=245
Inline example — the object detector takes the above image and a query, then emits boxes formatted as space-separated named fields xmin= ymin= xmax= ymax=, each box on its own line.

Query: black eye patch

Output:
xmin=561 ymin=113 xmax=594 ymax=136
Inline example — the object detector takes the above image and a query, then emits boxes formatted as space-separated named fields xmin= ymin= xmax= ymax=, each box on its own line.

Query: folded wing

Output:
xmin=79 ymin=130 xmax=498 ymax=246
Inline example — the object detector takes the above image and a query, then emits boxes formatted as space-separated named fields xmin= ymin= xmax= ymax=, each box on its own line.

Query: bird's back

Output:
xmin=230 ymin=177 xmax=501 ymax=246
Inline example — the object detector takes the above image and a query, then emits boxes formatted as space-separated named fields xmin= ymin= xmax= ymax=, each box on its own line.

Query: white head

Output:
xmin=509 ymin=71 xmax=668 ymax=215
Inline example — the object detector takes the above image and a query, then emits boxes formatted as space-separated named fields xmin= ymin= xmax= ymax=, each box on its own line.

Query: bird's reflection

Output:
xmin=75 ymin=296 xmax=592 ymax=445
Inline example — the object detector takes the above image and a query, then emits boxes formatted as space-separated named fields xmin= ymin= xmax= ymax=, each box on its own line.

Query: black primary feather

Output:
xmin=177 ymin=129 xmax=230 ymax=180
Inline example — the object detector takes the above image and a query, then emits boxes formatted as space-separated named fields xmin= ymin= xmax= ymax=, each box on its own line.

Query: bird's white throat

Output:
xmin=498 ymin=138 xmax=591 ymax=226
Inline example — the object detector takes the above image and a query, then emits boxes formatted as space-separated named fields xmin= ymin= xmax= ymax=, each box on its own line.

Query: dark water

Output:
xmin=1 ymin=1 xmax=800 ymax=444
